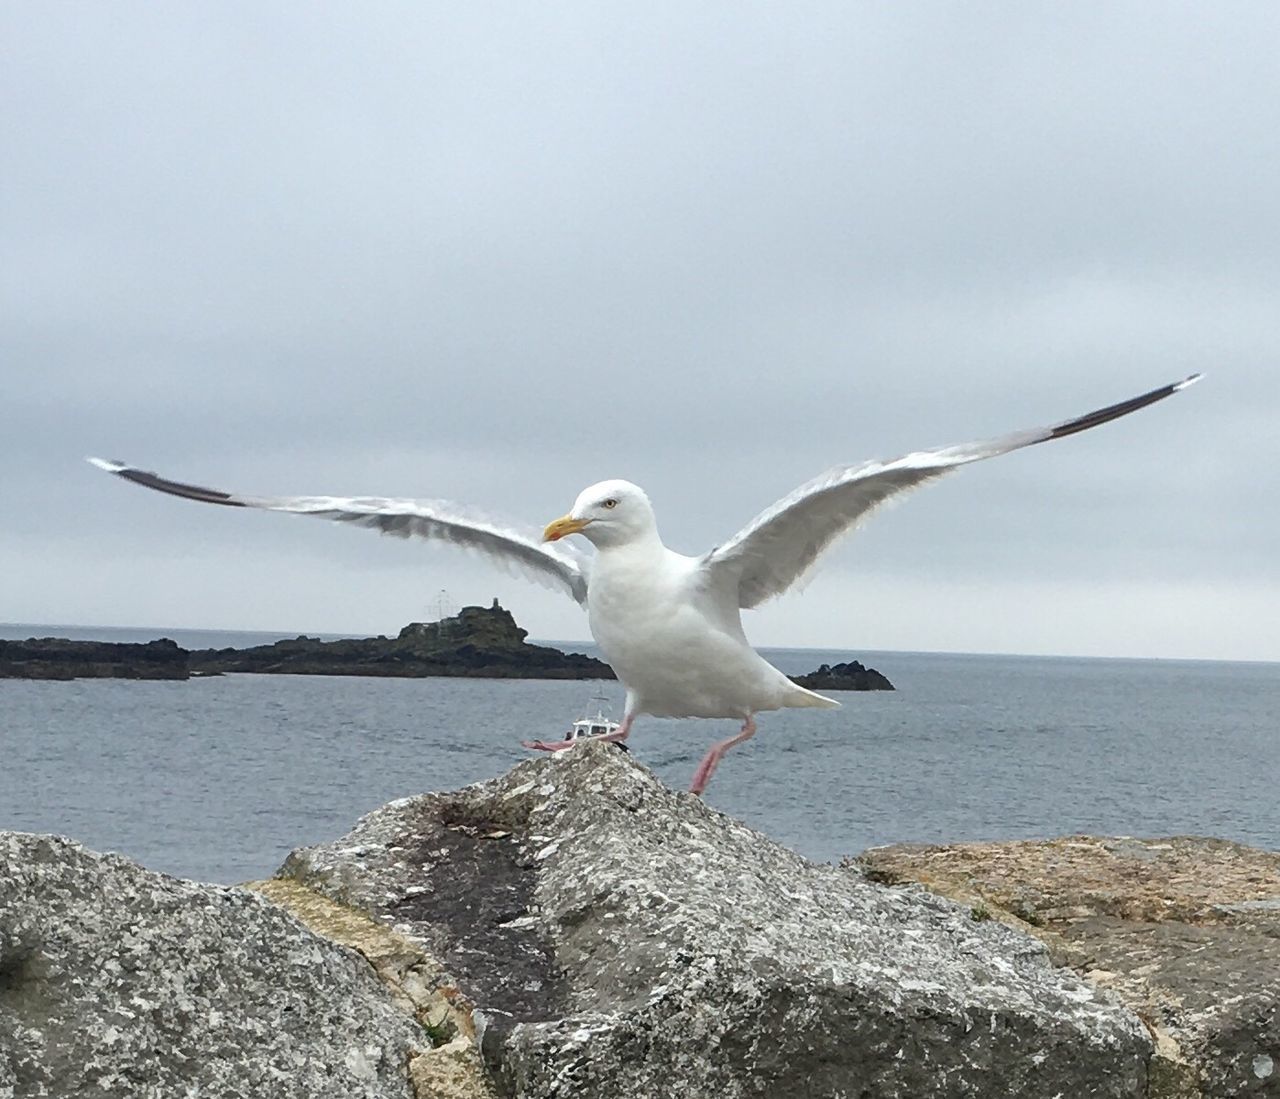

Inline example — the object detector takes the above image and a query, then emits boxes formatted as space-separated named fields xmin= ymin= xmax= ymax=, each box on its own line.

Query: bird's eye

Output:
xmin=601 ymin=498 xmax=618 ymax=510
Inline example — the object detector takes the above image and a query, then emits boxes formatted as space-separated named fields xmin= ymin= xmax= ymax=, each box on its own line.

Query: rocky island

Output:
xmin=0 ymin=637 xmax=190 ymax=680
xmin=2 ymin=601 xmax=894 ymax=689
xmin=793 ymin=658 xmax=894 ymax=691
xmin=0 ymin=602 xmax=610 ymax=682
xmin=3 ymin=745 xmax=1275 ymax=1097
xmin=188 ymin=600 xmax=613 ymax=680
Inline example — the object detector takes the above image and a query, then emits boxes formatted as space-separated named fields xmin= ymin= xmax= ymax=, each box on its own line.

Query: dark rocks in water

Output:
xmin=280 ymin=744 xmax=1151 ymax=1098
xmin=191 ymin=600 xmax=614 ymax=680
xmin=856 ymin=835 xmax=1280 ymax=1097
xmin=397 ymin=600 xmax=532 ymax=650
xmin=0 ymin=831 xmax=424 ymax=1098
xmin=793 ymin=658 xmax=894 ymax=691
xmin=3 ymin=601 xmax=612 ymax=682
xmin=0 ymin=637 xmax=189 ymax=680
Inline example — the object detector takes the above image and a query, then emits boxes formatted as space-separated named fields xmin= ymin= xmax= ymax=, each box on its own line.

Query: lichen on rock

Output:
xmin=244 ymin=877 xmax=499 ymax=1099
xmin=856 ymin=835 xmax=1280 ymax=1099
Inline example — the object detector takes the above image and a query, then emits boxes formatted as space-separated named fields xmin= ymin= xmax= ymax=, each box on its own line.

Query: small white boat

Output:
xmin=563 ymin=694 xmax=626 ymax=749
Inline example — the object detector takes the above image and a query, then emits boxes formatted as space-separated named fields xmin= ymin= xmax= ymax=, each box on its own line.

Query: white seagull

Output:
xmin=91 ymin=374 xmax=1200 ymax=794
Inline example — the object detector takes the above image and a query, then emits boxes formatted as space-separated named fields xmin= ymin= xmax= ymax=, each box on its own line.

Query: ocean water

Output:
xmin=2 ymin=623 xmax=1277 ymax=884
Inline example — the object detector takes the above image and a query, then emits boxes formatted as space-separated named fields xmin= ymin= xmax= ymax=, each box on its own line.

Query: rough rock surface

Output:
xmin=857 ymin=836 xmax=1280 ymax=1098
xmin=246 ymin=878 xmax=500 ymax=1099
xmin=0 ymin=832 xmax=423 ymax=1099
xmin=279 ymin=743 xmax=1151 ymax=1098
xmin=792 ymin=658 xmax=895 ymax=691
xmin=0 ymin=638 xmax=189 ymax=680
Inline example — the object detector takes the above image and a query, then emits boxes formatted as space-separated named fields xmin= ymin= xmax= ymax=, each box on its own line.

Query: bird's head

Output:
xmin=543 ymin=480 xmax=656 ymax=549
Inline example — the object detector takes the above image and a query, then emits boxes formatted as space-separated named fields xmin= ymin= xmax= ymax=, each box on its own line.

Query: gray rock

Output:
xmin=280 ymin=742 xmax=1152 ymax=1098
xmin=857 ymin=835 xmax=1280 ymax=1097
xmin=0 ymin=832 xmax=423 ymax=1099
xmin=1067 ymin=916 xmax=1280 ymax=1098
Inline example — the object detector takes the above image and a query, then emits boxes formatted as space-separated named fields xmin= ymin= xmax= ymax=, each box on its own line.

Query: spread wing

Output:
xmin=704 ymin=375 xmax=1202 ymax=609
xmin=88 ymin=458 xmax=590 ymax=604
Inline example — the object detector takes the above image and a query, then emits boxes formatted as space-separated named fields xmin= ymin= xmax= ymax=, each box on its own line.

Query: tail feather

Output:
xmin=786 ymin=683 xmax=841 ymax=709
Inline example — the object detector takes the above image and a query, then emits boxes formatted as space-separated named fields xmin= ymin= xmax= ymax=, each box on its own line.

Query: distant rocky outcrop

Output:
xmin=793 ymin=658 xmax=894 ymax=691
xmin=2 ymin=606 xmax=896 ymax=690
xmin=279 ymin=744 xmax=1151 ymax=1098
xmin=856 ymin=835 xmax=1280 ymax=1097
xmin=190 ymin=600 xmax=613 ymax=680
xmin=0 ymin=602 xmax=613 ymax=682
xmin=0 ymin=637 xmax=189 ymax=680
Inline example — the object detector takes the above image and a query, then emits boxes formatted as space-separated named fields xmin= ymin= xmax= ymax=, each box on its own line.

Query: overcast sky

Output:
xmin=3 ymin=3 xmax=1277 ymax=661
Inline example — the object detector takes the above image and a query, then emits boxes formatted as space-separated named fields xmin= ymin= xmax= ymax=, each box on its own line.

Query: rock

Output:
xmin=245 ymin=878 xmax=501 ymax=1099
xmin=0 ymin=832 xmax=424 ymax=1098
xmin=278 ymin=743 xmax=1151 ymax=1098
xmin=6 ymin=602 xmax=613 ymax=683
xmin=856 ymin=836 xmax=1280 ymax=1098
xmin=792 ymin=658 xmax=895 ymax=691
xmin=0 ymin=637 xmax=189 ymax=680
xmin=190 ymin=600 xmax=614 ymax=680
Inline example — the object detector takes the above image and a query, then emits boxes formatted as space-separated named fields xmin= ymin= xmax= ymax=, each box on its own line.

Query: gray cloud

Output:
xmin=4 ymin=3 xmax=1277 ymax=659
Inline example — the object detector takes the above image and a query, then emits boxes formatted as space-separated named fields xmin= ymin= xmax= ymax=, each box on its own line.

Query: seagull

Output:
xmin=90 ymin=374 xmax=1200 ymax=794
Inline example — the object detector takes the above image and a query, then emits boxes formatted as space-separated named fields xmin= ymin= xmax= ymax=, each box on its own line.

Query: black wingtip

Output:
xmin=1048 ymin=375 xmax=1202 ymax=442
xmin=90 ymin=458 xmax=245 ymax=507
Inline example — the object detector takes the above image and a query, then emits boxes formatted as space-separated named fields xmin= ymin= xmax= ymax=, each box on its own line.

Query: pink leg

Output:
xmin=522 ymin=713 xmax=635 ymax=753
xmin=689 ymin=714 xmax=756 ymax=796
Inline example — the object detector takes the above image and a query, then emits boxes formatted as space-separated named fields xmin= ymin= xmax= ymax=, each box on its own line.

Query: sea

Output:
xmin=2 ymin=623 xmax=1277 ymax=885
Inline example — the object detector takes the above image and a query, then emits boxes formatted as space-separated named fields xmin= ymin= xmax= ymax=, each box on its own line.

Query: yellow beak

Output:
xmin=543 ymin=514 xmax=592 ymax=542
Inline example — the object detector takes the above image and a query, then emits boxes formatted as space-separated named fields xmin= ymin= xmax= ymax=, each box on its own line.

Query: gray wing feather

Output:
xmin=705 ymin=375 xmax=1201 ymax=609
xmin=87 ymin=458 xmax=589 ymax=604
